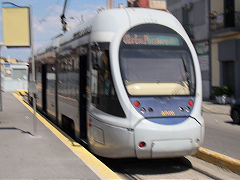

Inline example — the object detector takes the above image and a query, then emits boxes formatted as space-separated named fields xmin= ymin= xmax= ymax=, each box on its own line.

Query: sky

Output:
xmin=0 ymin=0 xmax=127 ymax=61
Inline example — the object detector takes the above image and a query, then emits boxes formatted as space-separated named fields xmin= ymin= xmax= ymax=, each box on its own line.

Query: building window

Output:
xmin=182 ymin=5 xmax=194 ymax=39
xmin=222 ymin=61 xmax=235 ymax=89
xmin=224 ymin=0 xmax=235 ymax=27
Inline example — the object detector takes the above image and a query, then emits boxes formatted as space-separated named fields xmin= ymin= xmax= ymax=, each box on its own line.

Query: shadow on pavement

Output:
xmin=100 ymin=157 xmax=192 ymax=175
xmin=225 ymin=121 xmax=240 ymax=125
xmin=0 ymin=127 xmax=33 ymax=136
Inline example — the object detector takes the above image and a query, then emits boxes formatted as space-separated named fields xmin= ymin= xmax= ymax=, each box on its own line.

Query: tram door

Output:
xmin=79 ymin=55 xmax=87 ymax=139
xmin=42 ymin=64 xmax=47 ymax=113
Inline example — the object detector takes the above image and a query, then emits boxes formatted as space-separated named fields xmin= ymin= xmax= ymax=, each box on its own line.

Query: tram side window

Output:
xmin=58 ymin=56 xmax=79 ymax=100
xmin=91 ymin=50 xmax=125 ymax=117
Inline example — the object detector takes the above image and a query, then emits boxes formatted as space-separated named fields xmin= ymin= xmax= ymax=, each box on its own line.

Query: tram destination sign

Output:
xmin=123 ymin=33 xmax=180 ymax=46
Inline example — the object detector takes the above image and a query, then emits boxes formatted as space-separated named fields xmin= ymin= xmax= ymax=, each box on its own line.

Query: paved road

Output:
xmin=203 ymin=111 xmax=240 ymax=160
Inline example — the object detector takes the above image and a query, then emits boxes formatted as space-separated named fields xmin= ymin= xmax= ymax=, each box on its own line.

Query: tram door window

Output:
xmin=46 ymin=63 xmax=57 ymax=121
xmin=58 ymin=56 xmax=79 ymax=99
xmin=90 ymin=48 xmax=125 ymax=117
xmin=28 ymin=64 xmax=33 ymax=103
xmin=42 ymin=64 xmax=47 ymax=112
xmin=79 ymin=55 xmax=87 ymax=139
xmin=35 ymin=63 xmax=44 ymax=109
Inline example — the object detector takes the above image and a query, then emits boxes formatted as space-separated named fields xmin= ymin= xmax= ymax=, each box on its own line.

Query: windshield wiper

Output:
xmin=181 ymin=56 xmax=191 ymax=88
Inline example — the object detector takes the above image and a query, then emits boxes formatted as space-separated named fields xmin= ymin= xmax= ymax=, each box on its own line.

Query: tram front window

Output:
xmin=119 ymin=24 xmax=196 ymax=96
xmin=120 ymin=48 xmax=196 ymax=96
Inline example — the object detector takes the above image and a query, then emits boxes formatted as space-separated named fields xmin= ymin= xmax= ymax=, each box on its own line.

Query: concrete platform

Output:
xmin=0 ymin=92 xmax=119 ymax=179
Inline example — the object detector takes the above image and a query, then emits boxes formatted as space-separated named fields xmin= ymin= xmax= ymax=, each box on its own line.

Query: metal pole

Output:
xmin=30 ymin=5 xmax=37 ymax=135
xmin=0 ymin=43 xmax=3 ymax=112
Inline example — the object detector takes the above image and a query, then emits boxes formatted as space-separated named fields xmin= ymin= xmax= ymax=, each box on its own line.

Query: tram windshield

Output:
xmin=119 ymin=24 xmax=196 ymax=96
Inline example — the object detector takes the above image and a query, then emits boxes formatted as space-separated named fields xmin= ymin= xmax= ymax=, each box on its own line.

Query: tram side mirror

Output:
xmin=92 ymin=51 xmax=103 ymax=70
xmin=91 ymin=51 xmax=98 ymax=70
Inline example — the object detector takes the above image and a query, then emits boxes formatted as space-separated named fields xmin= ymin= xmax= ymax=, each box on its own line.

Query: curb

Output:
xmin=194 ymin=147 xmax=240 ymax=175
xmin=202 ymin=105 xmax=230 ymax=115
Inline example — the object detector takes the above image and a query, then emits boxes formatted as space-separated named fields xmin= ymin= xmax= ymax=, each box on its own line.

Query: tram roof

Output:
xmin=35 ymin=8 xmax=185 ymax=55
xmin=58 ymin=8 xmax=181 ymax=45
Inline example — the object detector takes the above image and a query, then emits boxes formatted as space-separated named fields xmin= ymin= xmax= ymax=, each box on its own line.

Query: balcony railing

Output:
xmin=209 ymin=11 xmax=240 ymax=31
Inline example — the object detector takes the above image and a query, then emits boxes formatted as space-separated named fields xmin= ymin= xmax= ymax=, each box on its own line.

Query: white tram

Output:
xmin=29 ymin=8 xmax=204 ymax=158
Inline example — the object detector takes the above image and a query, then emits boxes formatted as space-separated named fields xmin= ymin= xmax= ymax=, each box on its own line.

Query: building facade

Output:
xmin=167 ymin=0 xmax=210 ymax=100
xmin=210 ymin=0 xmax=240 ymax=103
xmin=0 ymin=58 xmax=28 ymax=92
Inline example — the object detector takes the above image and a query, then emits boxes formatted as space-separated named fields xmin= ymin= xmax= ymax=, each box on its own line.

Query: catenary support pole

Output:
xmin=30 ymin=5 xmax=37 ymax=135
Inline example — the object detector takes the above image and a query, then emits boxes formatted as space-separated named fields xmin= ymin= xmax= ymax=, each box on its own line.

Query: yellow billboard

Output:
xmin=2 ymin=7 xmax=30 ymax=47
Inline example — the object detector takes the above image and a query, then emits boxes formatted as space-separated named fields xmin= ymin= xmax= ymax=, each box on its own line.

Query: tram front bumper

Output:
xmin=134 ymin=117 xmax=204 ymax=159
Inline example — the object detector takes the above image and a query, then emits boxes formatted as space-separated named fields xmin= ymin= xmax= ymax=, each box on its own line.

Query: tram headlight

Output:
xmin=185 ymin=106 xmax=191 ymax=112
xmin=148 ymin=107 xmax=153 ymax=112
xmin=140 ymin=107 xmax=146 ymax=114
xmin=179 ymin=107 xmax=184 ymax=112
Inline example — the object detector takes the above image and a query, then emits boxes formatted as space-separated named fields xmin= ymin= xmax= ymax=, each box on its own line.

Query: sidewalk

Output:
xmin=202 ymin=101 xmax=231 ymax=115
xmin=0 ymin=92 xmax=102 ymax=179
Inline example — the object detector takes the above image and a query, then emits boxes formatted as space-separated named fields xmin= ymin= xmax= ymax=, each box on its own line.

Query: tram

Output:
xmin=29 ymin=8 xmax=204 ymax=158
